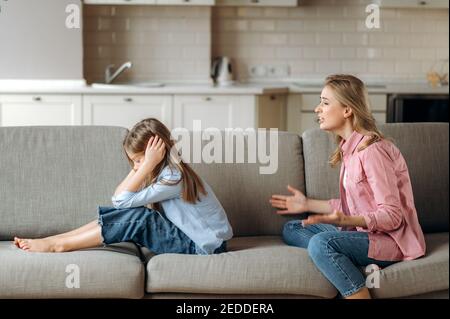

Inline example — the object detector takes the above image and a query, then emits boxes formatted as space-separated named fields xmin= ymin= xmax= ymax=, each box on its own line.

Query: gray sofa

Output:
xmin=0 ymin=123 xmax=448 ymax=299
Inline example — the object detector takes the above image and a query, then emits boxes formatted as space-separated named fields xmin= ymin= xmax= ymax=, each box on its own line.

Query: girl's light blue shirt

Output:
xmin=111 ymin=166 xmax=233 ymax=255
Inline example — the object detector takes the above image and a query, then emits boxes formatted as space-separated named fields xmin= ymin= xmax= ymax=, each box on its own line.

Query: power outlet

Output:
xmin=268 ymin=65 xmax=291 ymax=78
xmin=249 ymin=65 xmax=268 ymax=78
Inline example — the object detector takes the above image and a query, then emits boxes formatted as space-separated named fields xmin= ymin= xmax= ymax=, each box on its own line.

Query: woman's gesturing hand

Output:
xmin=143 ymin=135 xmax=166 ymax=169
xmin=302 ymin=210 xmax=346 ymax=227
xmin=270 ymin=185 xmax=309 ymax=215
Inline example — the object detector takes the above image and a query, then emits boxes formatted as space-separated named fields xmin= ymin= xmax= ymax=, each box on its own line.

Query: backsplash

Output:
xmin=212 ymin=0 xmax=449 ymax=83
xmin=83 ymin=5 xmax=211 ymax=84
xmin=83 ymin=0 xmax=449 ymax=84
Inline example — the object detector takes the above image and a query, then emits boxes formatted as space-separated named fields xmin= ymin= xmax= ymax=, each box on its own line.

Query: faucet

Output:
xmin=105 ymin=61 xmax=132 ymax=84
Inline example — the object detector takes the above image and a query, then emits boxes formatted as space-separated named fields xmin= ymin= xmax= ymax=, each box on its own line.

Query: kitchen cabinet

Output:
xmin=84 ymin=0 xmax=157 ymax=4
xmin=0 ymin=93 xmax=287 ymax=130
xmin=156 ymin=0 xmax=215 ymax=5
xmin=84 ymin=0 xmax=214 ymax=5
xmin=173 ymin=94 xmax=287 ymax=130
xmin=84 ymin=0 xmax=298 ymax=5
xmin=257 ymin=94 xmax=287 ymax=130
xmin=374 ymin=0 xmax=449 ymax=8
xmin=174 ymin=95 xmax=256 ymax=130
xmin=82 ymin=95 xmax=173 ymax=129
xmin=215 ymin=0 xmax=298 ymax=6
xmin=369 ymin=94 xmax=387 ymax=124
xmin=0 ymin=94 xmax=82 ymax=126
xmin=297 ymin=93 xmax=320 ymax=134
xmin=287 ymin=93 xmax=387 ymax=134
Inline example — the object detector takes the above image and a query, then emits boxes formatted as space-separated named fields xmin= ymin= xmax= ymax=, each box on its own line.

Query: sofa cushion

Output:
xmin=190 ymin=131 xmax=305 ymax=237
xmin=0 ymin=242 xmax=144 ymax=298
xmin=0 ymin=126 xmax=130 ymax=240
xmin=145 ymin=236 xmax=338 ymax=298
xmin=302 ymin=123 xmax=449 ymax=233
xmin=369 ymin=232 xmax=449 ymax=299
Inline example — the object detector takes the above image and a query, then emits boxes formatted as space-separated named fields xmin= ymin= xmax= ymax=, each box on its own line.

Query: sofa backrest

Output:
xmin=0 ymin=126 xmax=130 ymax=240
xmin=0 ymin=127 xmax=304 ymax=239
xmin=189 ymin=131 xmax=304 ymax=237
xmin=302 ymin=123 xmax=449 ymax=233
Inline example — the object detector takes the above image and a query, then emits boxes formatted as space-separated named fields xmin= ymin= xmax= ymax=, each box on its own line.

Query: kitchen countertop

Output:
xmin=0 ymin=80 xmax=448 ymax=95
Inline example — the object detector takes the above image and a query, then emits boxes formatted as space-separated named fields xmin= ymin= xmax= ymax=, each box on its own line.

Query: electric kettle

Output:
xmin=211 ymin=56 xmax=234 ymax=86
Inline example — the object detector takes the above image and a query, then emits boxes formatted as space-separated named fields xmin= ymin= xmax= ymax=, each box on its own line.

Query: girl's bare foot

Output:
xmin=14 ymin=237 xmax=63 ymax=253
xmin=14 ymin=237 xmax=20 ymax=248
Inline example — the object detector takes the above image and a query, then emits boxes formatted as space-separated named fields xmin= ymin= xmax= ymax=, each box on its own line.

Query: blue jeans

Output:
xmin=282 ymin=220 xmax=398 ymax=297
xmin=98 ymin=206 xmax=227 ymax=255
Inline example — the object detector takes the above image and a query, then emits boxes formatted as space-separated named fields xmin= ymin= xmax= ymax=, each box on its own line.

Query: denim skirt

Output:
xmin=97 ymin=206 xmax=226 ymax=255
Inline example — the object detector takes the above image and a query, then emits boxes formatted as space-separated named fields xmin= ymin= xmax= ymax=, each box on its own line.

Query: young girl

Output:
xmin=270 ymin=74 xmax=426 ymax=299
xmin=15 ymin=118 xmax=233 ymax=255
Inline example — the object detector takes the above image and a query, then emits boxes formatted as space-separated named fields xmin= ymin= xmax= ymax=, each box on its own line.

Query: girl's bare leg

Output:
xmin=15 ymin=224 xmax=103 ymax=253
xmin=345 ymin=287 xmax=372 ymax=299
xmin=14 ymin=220 xmax=98 ymax=248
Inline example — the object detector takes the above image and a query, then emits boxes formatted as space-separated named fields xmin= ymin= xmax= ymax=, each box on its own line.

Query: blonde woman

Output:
xmin=270 ymin=74 xmax=426 ymax=299
xmin=15 ymin=118 xmax=233 ymax=255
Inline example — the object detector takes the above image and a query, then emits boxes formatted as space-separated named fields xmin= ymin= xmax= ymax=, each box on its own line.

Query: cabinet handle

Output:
xmin=251 ymin=0 xmax=260 ymax=3
xmin=204 ymin=97 xmax=212 ymax=101
xmin=124 ymin=97 xmax=133 ymax=102
xmin=418 ymin=1 xmax=428 ymax=5
xmin=33 ymin=96 xmax=42 ymax=102
xmin=270 ymin=95 xmax=276 ymax=101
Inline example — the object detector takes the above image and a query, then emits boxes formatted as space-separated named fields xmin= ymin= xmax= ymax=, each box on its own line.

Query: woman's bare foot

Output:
xmin=14 ymin=237 xmax=63 ymax=253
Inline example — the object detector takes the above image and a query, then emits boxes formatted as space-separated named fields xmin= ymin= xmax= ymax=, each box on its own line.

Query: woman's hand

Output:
xmin=302 ymin=210 xmax=347 ymax=227
xmin=142 ymin=135 xmax=166 ymax=170
xmin=270 ymin=185 xmax=309 ymax=215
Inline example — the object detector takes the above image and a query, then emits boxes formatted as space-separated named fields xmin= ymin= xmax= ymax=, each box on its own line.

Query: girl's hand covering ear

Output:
xmin=143 ymin=135 xmax=166 ymax=168
xmin=270 ymin=185 xmax=309 ymax=215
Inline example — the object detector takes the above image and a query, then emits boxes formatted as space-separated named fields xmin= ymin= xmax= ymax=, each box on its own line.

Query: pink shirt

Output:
xmin=328 ymin=131 xmax=426 ymax=261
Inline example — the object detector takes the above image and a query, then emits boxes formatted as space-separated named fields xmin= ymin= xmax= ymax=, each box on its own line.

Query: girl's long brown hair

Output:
xmin=123 ymin=118 xmax=206 ymax=207
xmin=325 ymin=74 xmax=386 ymax=167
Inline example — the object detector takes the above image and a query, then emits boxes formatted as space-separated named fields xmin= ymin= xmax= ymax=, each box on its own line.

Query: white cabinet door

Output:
xmin=156 ymin=0 xmax=214 ymax=5
xmin=84 ymin=0 xmax=157 ymax=4
xmin=216 ymin=0 xmax=298 ymax=6
xmin=173 ymin=95 xmax=256 ymax=130
xmin=0 ymin=94 xmax=82 ymax=126
xmin=84 ymin=0 xmax=215 ymax=4
xmin=83 ymin=95 xmax=173 ymax=129
xmin=300 ymin=112 xmax=319 ymax=133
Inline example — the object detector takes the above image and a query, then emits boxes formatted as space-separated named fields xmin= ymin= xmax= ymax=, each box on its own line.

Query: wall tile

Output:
xmin=84 ymin=1 xmax=448 ymax=83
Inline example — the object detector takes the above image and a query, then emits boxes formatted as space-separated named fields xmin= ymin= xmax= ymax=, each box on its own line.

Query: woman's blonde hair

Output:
xmin=123 ymin=118 xmax=206 ymax=208
xmin=325 ymin=74 xmax=385 ymax=167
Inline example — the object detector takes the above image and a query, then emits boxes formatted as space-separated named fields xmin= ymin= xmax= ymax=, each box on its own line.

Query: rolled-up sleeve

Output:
xmin=112 ymin=170 xmax=182 ymax=209
xmin=361 ymin=144 xmax=404 ymax=232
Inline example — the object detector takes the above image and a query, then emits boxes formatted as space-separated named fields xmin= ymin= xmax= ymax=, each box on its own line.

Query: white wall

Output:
xmin=0 ymin=0 xmax=83 ymax=79
xmin=83 ymin=6 xmax=211 ymax=84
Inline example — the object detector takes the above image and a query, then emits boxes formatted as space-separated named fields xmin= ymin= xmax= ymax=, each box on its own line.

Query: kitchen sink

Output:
xmin=91 ymin=82 xmax=165 ymax=89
